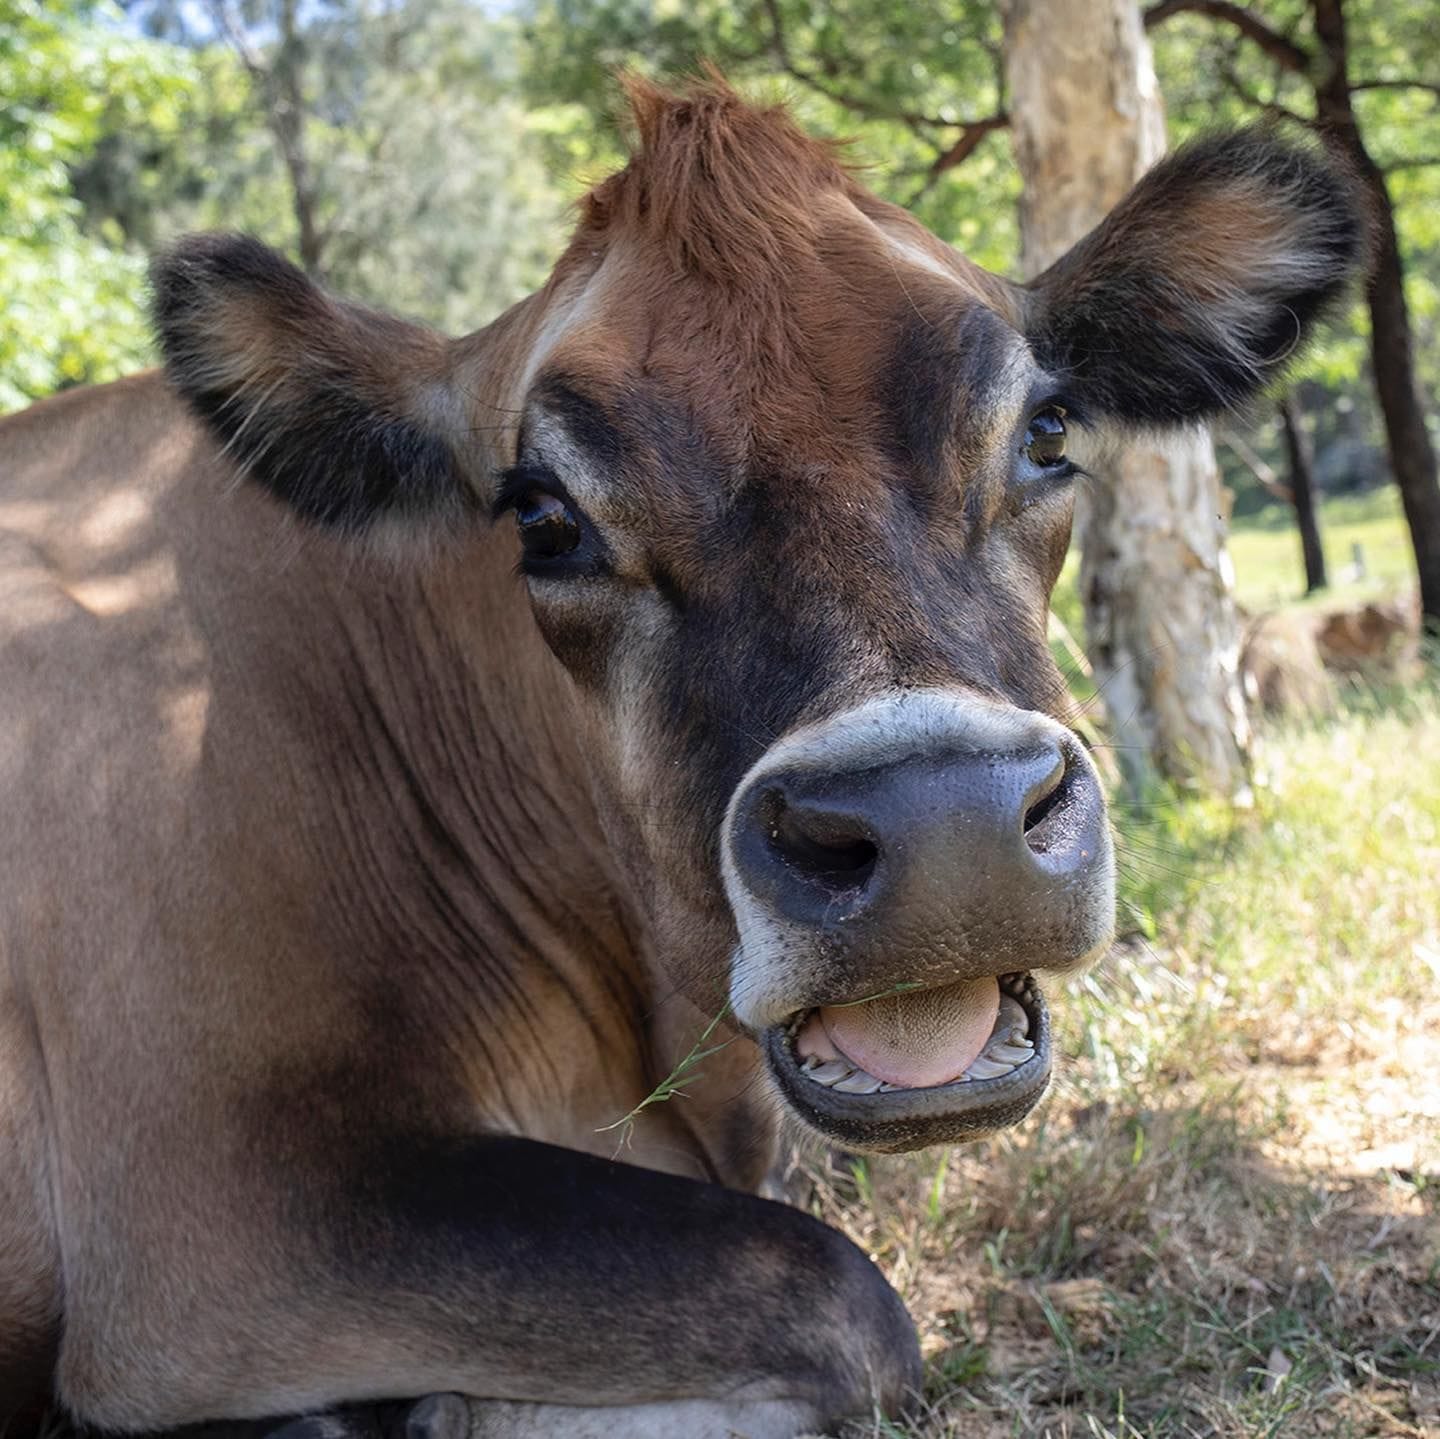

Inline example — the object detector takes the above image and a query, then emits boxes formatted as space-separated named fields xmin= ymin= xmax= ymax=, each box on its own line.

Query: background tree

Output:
xmin=1146 ymin=0 xmax=1440 ymax=631
xmin=0 ymin=0 xmax=195 ymax=409
xmin=100 ymin=0 xmax=572 ymax=332
xmin=1279 ymin=391 xmax=1328 ymax=592
xmin=204 ymin=0 xmax=326 ymax=275
xmin=1005 ymin=0 xmax=1251 ymax=795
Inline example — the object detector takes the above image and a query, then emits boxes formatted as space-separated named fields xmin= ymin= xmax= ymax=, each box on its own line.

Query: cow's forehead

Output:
xmin=513 ymin=81 xmax=1043 ymax=484
xmin=521 ymin=223 xmax=1041 ymax=502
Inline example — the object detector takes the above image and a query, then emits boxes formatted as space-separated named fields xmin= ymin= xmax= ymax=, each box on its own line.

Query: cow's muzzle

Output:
xmin=720 ymin=689 xmax=1115 ymax=1152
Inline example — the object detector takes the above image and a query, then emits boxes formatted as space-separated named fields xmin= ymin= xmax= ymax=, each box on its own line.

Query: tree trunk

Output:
xmin=1311 ymin=0 xmax=1440 ymax=628
xmin=1004 ymin=0 xmax=1251 ymax=796
xmin=208 ymin=0 xmax=326 ymax=278
xmin=1279 ymin=392 xmax=1327 ymax=594
xmin=272 ymin=0 xmax=325 ymax=278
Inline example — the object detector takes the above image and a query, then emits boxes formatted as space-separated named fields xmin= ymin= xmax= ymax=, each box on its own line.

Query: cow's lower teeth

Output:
xmin=832 ymin=1070 xmax=884 ymax=1094
xmin=806 ymin=1060 xmax=854 ymax=1085
xmin=986 ymin=1041 xmax=1035 ymax=1065
xmin=963 ymin=1055 xmax=1018 ymax=1080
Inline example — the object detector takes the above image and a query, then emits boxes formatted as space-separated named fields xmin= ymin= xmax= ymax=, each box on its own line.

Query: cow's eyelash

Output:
xmin=490 ymin=464 xmax=561 ymax=521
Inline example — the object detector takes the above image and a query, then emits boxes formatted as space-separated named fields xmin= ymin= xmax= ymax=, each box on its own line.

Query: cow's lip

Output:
xmin=761 ymin=972 xmax=1052 ymax=1154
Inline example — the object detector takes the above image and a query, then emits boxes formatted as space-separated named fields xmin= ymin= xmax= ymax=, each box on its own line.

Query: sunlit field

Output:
xmin=806 ymin=676 xmax=1440 ymax=1438
xmin=1227 ymin=489 xmax=1415 ymax=615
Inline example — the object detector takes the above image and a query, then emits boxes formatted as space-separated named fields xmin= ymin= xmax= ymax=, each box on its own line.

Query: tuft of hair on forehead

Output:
xmin=579 ymin=70 xmax=856 ymax=285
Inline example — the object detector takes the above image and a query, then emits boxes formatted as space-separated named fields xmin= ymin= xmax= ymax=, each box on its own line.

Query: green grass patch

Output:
xmin=1227 ymin=488 xmax=1413 ymax=614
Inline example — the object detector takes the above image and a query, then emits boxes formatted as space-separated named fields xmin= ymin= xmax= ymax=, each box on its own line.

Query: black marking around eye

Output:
xmin=531 ymin=377 xmax=628 ymax=468
xmin=880 ymin=305 xmax=1022 ymax=478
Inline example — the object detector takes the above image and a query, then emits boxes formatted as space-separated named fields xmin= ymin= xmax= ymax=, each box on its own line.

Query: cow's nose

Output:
xmin=729 ymin=737 xmax=1106 ymax=945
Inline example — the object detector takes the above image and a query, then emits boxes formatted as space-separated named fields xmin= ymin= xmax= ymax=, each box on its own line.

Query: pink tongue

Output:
xmin=809 ymin=976 xmax=1001 ymax=1088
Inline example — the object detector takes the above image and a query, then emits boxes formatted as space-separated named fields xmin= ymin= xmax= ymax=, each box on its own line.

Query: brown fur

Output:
xmin=0 ymin=76 xmax=1364 ymax=1437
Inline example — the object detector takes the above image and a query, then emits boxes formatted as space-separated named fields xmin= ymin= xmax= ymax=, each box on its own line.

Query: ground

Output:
xmin=810 ymin=491 xmax=1440 ymax=1438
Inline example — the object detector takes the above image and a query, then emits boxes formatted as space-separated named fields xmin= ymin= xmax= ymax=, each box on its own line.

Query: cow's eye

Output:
xmin=1023 ymin=407 xmax=1067 ymax=468
xmin=515 ymin=490 xmax=582 ymax=560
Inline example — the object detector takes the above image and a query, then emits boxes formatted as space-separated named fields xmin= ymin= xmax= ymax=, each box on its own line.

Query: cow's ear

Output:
xmin=1024 ymin=129 xmax=1367 ymax=426
xmin=152 ymin=234 xmax=477 ymax=535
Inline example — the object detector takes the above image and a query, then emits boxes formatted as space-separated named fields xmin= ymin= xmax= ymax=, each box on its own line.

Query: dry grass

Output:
xmin=809 ymin=679 xmax=1440 ymax=1439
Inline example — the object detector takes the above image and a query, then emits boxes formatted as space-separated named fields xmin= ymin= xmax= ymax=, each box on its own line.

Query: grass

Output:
xmin=1226 ymin=489 xmax=1414 ymax=615
xmin=803 ymin=676 xmax=1440 ymax=1438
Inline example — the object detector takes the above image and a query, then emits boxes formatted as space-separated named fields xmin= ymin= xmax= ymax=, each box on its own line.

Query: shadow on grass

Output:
xmin=815 ymin=1086 xmax=1439 ymax=1439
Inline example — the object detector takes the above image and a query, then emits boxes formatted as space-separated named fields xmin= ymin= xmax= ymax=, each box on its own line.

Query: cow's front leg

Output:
xmin=145 ymin=1394 xmax=468 ymax=1439
xmin=243 ymin=1394 xmax=829 ymax=1439
xmin=63 ymin=1137 xmax=919 ymax=1437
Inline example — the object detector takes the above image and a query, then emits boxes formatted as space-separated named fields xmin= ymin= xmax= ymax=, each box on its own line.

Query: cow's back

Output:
xmin=0 ymin=375 xmax=235 ymax=1017
xmin=1 ymin=373 xmax=216 ymax=907
xmin=0 ymin=375 xmax=403 ymax=1416
xmin=0 ymin=371 xmax=216 ymax=1417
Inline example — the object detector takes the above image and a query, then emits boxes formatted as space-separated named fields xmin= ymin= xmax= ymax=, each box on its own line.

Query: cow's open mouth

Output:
xmin=762 ymin=973 xmax=1051 ymax=1153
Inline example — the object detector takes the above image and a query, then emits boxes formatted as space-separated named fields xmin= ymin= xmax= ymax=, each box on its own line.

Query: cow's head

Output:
xmin=154 ymin=79 xmax=1363 ymax=1152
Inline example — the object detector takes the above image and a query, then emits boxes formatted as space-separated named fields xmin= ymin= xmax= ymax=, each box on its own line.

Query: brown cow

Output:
xmin=0 ymin=78 xmax=1362 ymax=1438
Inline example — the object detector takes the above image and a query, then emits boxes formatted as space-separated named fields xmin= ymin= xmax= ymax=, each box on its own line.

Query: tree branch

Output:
xmin=1142 ymin=0 xmax=1311 ymax=74
xmin=757 ymin=0 xmax=953 ymax=130
xmin=1217 ymin=57 xmax=1315 ymax=129
xmin=903 ymin=111 xmax=1009 ymax=206
xmin=1350 ymin=79 xmax=1440 ymax=101
xmin=1382 ymin=155 xmax=1440 ymax=174
xmin=206 ymin=0 xmax=265 ymax=79
xmin=926 ymin=111 xmax=1010 ymax=179
xmin=1217 ymin=426 xmax=1292 ymax=504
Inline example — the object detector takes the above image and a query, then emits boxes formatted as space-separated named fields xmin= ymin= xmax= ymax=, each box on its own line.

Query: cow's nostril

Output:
xmin=1023 ymin=751 xmax=1078 ymax=854
xmin=762 ymin=789 xmax=880 ymax=894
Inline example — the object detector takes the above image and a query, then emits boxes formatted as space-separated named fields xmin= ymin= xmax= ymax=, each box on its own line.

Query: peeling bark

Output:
xmin=1004 ymin=0 xmax=1251 ymax=796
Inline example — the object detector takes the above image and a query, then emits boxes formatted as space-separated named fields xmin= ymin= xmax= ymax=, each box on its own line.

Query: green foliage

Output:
xmin=521 ymin=0 xmax=1021 ymax=270
xmin=297 ymin=1 xmax=574 ymax=330
xmin=6 ymin=0 xmax=1437 ymax=459
xmin=0 ymin=0 xmax=196 ymax=409
xmin=4 ymin=0 xmax=583 ymax=411
xmin=71 ymin=43 xmax=292 ymax=249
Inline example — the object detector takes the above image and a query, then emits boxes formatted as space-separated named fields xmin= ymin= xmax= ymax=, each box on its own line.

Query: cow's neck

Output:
xmin=217 ymin=526 xmax=773 ymax=1187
